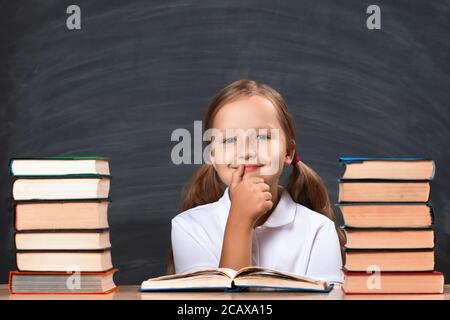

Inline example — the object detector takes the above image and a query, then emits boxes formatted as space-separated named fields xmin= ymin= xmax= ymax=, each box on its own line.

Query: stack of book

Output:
xmin=8 ymin=157 xmax=117 ymax=294
xmin=338 ymin=157 xmax=444 ymax=294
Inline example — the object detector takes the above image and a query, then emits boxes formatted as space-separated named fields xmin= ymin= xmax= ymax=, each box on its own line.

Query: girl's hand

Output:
xmin=228 ymin=164 xmax=273 ymax=226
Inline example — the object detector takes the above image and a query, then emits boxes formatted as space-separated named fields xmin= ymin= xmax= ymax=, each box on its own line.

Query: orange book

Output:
xmin=15 ymin=200 xmax=110 ymax=231
xmin=344 ymin=249 xmax=435 ymax=272
xmin=338 ymin=180 xmax=430 ymax=202
xmin=343 ymin=271 xmax=444 ymax=294
xmin=343 ymin=228 xmax=434 ymax=249
xmin=339 ymin=158 xmax=435 ymax=180
xmin=337 ymin=203 xmax=433 ymax=228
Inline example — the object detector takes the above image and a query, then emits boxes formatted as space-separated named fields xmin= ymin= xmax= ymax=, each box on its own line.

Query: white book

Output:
xmin=141 ymin=266 xmax=333 ymax=292
xmin=10 ymin=157 xmax=110 ymax=176
xmin=12 ymin=177 xmax=110 ymax=200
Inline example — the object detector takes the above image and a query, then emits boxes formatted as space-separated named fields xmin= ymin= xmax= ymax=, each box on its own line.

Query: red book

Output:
xmin=9 ymin=268 xmax=118 ymax=294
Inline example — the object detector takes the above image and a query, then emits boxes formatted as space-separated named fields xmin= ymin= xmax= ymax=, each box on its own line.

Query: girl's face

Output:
xmin=209 ymin=95 xmax=295 ymax=187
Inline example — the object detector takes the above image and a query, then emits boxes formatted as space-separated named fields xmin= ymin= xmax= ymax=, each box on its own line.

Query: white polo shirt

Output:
xmin=171 ymin=186 xmax=344 ymax=283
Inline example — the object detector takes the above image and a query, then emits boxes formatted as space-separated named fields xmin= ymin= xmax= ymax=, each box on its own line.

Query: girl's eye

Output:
xmin=222 ymin=134 xmax=270 ymax=143
xmin=223 ymin=137 xmax=237 ymax=144
xmin=256 ymin=134 xmax=270 ymax=141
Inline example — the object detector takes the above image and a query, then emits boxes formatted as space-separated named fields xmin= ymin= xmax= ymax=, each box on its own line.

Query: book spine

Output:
xmin=11 ymin=174 xmax=112 ymax=179
xmin=15 ymin=228 xmax=110 ymax=234
xmin=16 ymin=248 xmax=112 ymax=253
xmin=14 ymin=198 xmax=112 ymax=204
xmin=344 ymin=248 xmax=434 ymax=252
xmin=338 ymin=179 xmax=432 ymax=182
xmin=341 ymin=226 xmax=434 ymax=231
xmin=338 ymin=157 xmax=432 ymax=164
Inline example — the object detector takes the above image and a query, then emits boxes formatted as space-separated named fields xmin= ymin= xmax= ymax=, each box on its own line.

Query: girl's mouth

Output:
xmin=229 ymin=163 xmax=265 ymax=171
xmin=243 ymin=164 xmax=264 ymax=171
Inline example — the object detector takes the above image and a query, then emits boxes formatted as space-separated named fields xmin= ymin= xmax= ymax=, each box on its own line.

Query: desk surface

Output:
xmin=1 ymin=284 xmax=450 ymax=300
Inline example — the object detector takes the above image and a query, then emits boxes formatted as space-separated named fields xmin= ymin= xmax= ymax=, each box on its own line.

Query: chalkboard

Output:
xmin=0 ymin=0 xmax=449 ymax=285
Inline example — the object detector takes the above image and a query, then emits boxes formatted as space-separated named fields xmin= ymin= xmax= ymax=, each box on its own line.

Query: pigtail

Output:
xmin=286 ymin=160 xmax=346 ymax=262
xmin=180 ymin=164 xmax=225 ymax=211
xmin=167 ymin=164 xmax=225 ymax=274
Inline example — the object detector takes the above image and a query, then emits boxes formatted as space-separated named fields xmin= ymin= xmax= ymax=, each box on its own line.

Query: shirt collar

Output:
xmin=219 ymin=185 xmax=297 ymax=228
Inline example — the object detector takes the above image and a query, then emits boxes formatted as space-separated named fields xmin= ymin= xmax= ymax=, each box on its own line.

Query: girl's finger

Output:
xmin=264 ymin=200 xmax=274 ymax=211
xmin=263 ymin=191 xmax=272 ymax=201
xmin=249 ymin=177 xmax=265 ymax=184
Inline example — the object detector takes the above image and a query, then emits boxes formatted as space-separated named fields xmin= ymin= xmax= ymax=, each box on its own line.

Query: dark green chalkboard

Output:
xmin=0 ymin=0 xmax=449 ymax=284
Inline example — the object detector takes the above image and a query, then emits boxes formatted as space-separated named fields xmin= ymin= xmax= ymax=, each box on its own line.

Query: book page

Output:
xmin=144 ymin=267 xmax=238 ymax=282
xmin=235 ymin=266 xmax=326 ymax=284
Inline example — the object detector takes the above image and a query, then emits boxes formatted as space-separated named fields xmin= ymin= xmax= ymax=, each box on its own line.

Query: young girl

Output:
xmin=168 ymin=79 xmax=345 ymax=283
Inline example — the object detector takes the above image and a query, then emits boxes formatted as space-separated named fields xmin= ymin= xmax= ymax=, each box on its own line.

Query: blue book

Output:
xmin=140 ymin=266 xmax=334 ymax=293
xmin=339 ymin=157 xmax=435 ymax=181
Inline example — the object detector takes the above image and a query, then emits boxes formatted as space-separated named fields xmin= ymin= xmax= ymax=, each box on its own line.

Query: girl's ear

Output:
xmin=284 ymin=140 xmax=296 ymax=166
xmin=208 ymin=152 xmax=217 ymax=170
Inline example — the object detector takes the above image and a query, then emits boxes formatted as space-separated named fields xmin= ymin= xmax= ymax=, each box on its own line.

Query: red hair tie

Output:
xmin=291 ymin=152 xmax=301 ymax=166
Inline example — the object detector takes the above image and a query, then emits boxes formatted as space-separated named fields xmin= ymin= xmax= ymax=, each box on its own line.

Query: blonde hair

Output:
xmin=167 ymin=79 xmax=345 ymax=274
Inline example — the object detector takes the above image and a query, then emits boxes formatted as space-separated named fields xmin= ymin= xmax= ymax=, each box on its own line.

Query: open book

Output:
xmin=140 ymin=266 xmax=333 ymax=292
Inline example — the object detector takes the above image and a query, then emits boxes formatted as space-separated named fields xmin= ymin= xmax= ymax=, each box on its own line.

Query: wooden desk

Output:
xmin=1 ymin=284 xmax=449 ymax=300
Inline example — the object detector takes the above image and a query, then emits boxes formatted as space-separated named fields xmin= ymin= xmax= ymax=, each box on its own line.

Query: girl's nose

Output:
xmin=237 ymin=142 xmax=257 ymax=162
